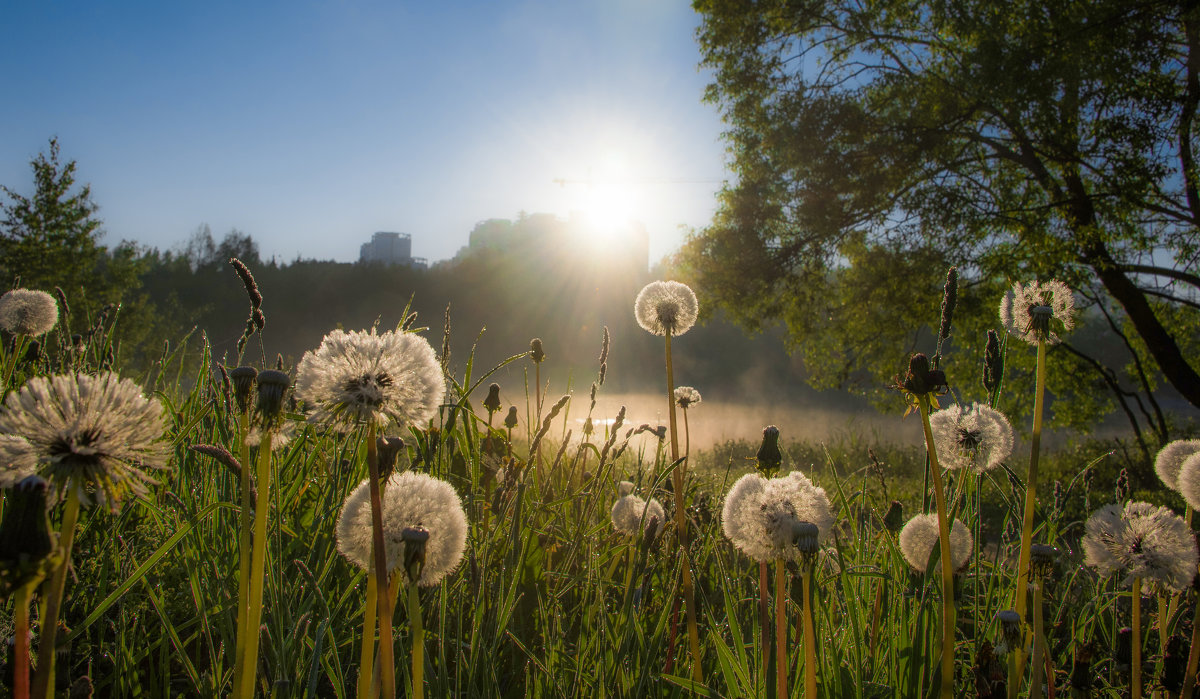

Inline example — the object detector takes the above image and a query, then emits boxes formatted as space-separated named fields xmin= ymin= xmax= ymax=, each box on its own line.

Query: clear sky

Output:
xmin=0 ymin=1 xmax=726 ymax=266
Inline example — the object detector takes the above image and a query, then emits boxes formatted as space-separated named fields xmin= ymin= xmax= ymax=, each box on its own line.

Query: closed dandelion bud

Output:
xmin=401 ymin=526 xmax=430 ymax=585
xmin=883 ymin=500 xmax=905 ymax=532
xmin=1162 ymin=634 xmax=1187 ymax=693
xmin=1114 ymin=468 xmax=1130 ymax=504
xmin=902 ymin=352 xmax=947 ymax=395
xmin=1115 ymin=627 xmax=1132 ymax=672
xmin=755 ymin=425 xmax=782 ymax=477
xmin=1070 ymin=643 xmax=1094 ymax=690
xmin=255 ymin=369 xmax=290 ymax=422
xmin=483 ymin=383 xmax=502 ymax=416
xmin=983 ymin=330 xmax=1003 ymax=394
xmin=377 ymin=436 xmax=405 ymax=482
xmin=504 ymin=406 xmax=518 ymax=430
xmin=529 ymin=338 xmax=545 ymax=363
xmin=0 ymin=475 xmax=56 ymax=594
xmin=996 ymin=610 xmax=1022 ymax=653
xmin=792 ymin=520 xmax=821 ymax=558
xmin=230 ymin=366 xmax=258 ymax=413
xmin=70 ymin=334 xmax=84 ymax=353
xmin=1030 ymin=543 xmax=1058 ymax=578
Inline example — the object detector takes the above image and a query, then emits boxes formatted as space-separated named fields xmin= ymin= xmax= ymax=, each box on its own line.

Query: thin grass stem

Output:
xmin=31 ymin=485 xmax=81 ymax=699
xmin=1132 ymin=577 xmax=1143 ymax=699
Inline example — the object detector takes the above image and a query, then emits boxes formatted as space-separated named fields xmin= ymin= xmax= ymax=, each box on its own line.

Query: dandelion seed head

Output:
xmin=998 ymin=280 xmax=1075 ymax=344
xmin=0 ymin=434 xmax=38 ymax=488
xmin=898 ymin=514 xmax=973 ymax=573
xmin=1155 ymin=439 xmax=1200 ymax=491
xmin=674 ymin=386 xmax=702 ymax=409
xmin=929 ymin=403 xmax=1014 ymax=473
xmin=335 ymin=471 xmax=467 ymax=586
xmin=1082 ymin=501 xmax=1197 ymax=592
xmin=0 ymin=373 xmax=167 ymax=510
xmin=0 ymin=288 xmax=59 ymax=336
xmin=610 ymin=487 xmax=665 ymax=537
xmin=634 ymin=281 xmax=698 ymax=337
xmin=721 ymin=471 xmax=834 ymax=563
xmin=1176 ymin=453 xmax=1200 ymax=512
xmin=295 ymin=328 xmax=444 ymax=430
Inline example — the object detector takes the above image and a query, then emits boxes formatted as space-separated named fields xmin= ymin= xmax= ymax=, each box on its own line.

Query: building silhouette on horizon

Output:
xmin=359 ymin=231 xmax=427 ymax=268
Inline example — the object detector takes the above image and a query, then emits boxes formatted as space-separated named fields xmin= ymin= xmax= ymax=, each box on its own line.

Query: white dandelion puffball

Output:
xmin=0 ymin=434 xmax=38 ymax=488
xmin=721 ymin=471 xmax=835 ymax=563
xmin=929 ymin=403 xmax=1014 ymax=473
xmin=0 ymin=289 xmax=59 ymax=336
xmin=295 ymin=328 xmax=445 ymax=429
xmin=0 ymin=373 xmax=167 ymax=510
xmin=1177 ymin=453 xmax=1200 ymax=511
xmin=635 ymin=281 xmax=698 ymax=336
xmin=335 ymin=471 xmax=468 ymax=586
xmin=1155 ymin=439 xmax=1200 ymax=491
xmin=611 ymin=482 xmax=665 ymax=536
xmin=998 ymin=280 xmax=1075 ymax=344
xmin=674 ymin=386 xmax=702 ymax=409
xmin=1082 ymin=501 xmax=1198 ymax=592
xmin=898 ymin=514 xmax=973 ymax=573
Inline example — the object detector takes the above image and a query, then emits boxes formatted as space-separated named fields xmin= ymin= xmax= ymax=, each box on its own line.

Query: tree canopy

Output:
xmin=682 ymin=0 xmax=1200 ymax=445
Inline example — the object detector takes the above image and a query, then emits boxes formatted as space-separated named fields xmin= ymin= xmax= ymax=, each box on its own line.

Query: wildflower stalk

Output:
xmin=358 ymin=571 xmax=379 ymax=699
xmin=365 ymin=425 xmax=397 ymax=699
xmin=231 ymin=409 xmax=253 ymax=693
xmin=1180 ymin=591 xmax=1200 ymax=697
xmin=774 ymin=560 xmax=788 ymax=699
xmin=801 ymin=565 xmax=817 ymax=698
xmin=1029 ymin=579 xmax=1046 ymax=699
xmin=13 ymin=580 xmax=35 ymax=699
xmin=664 ymin=330 xmax=702 ymax=683
xmin=31 ymin=486 xmax=81 ymax=699
xmin=917 ymin=393 xmax=956 ymax=699
xmin=759 ymin=562 xmax=771 ymax=680
xmin=1014 ymin=339 xmax=1048 ymax=620
xmin=238 ymin=430 xmax=274 ymax=699
xmin=407 ymin=579 xmax=424 ymax=699
xmin=1132 ymin=576 xmax=1143 ymax=699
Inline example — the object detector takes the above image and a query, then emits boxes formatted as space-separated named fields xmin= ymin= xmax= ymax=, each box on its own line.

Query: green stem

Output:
xmin=237 ymin=430 xmax=274 ymax=698
xmin=759 ymin=561 xmax=770 ymax=678
xmin=32 ymin=485 xmax=81 ymax=699
xmin=232 ymin=410 xmax=252 ymax=693
xmin=1133 ymin=577 xmax=1143 ymax=699
xmin=917 ymin=394 xmax=956 ymax=699
xmin=408 ymin=580 xmax=424 ymax=699
xmin=1030 ymin=579 xmax=1045 ymax=699
xmin=775 ymin=560 xmax=788 ymax=699
xmin=366 ymin=425 xmax=396 ymax=699
xmin=14 ymin=581 xmax=33 ymax=699
xmin=802 ymin=567 xmax=817 ymax=699
xmin=1180 ymin=588 xmax=1200 ymax=698
xmin=1014 ymin=339 xmax=1048 ymax=622
xmin=664 ymin=331 xmax=701 ymax=684
xmin=358 ymin=569 xmax=378 ymax=699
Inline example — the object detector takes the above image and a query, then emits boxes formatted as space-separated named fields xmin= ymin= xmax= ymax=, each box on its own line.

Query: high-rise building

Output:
xmin=359 ymin=231 xmax=426 ymax=267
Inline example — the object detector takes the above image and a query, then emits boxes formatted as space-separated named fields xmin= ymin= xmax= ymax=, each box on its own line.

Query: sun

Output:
xmin=569 ymin=149 xmax=643 ymax=232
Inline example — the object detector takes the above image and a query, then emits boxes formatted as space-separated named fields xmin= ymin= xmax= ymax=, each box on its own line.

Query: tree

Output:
xmin=682 ymin=0 xmax=1200 ymax=442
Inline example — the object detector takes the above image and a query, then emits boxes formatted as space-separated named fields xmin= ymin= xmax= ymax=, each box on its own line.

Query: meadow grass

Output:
xmin=0 ymin=285 xmax=1192 ymax=699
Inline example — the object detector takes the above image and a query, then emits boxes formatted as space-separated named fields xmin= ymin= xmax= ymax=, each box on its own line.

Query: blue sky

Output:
xmin=0 ymin=1 xmax=726 ymax=265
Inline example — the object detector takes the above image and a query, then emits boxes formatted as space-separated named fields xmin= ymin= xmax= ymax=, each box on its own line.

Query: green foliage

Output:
xmin=683 ymin=0 xmax=1200 ymax=444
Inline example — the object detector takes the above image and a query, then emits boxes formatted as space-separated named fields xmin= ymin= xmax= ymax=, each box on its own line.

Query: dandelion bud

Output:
xmin=1069 ymin=643 xmax=1094 ymax=690
xmin=483 ymin=383 xmax=502 ymax=416
xmin=902 ymin=353 xmax=947 ymax=395
xmin=504 ymin=406 xmax=518 ymax=430
xmin=255 ymin=369 xmax=290 ymax=421
xmin=1162 ymin=634 xmax=1187 ymax=693
xmin=529 ymin=338 xmax=546 ymax=363
xmin=1029 ymin=543 xmax=1058 ymax=577
xmin=70 ymin=333 xmax=84 ymax=353
xmin=1114 ymin=627 xmax=1133 ymax=673
xmin=983 ymin=329 xmax=1003 ymax=394
xmin=996 ymin=610 xmax=1021 ymax=652
xmin=755 ymin=425 xmax=782 ymax=477
xmin=377 ymin=436 xmax=405 ymax=483
xmin=652 ymin=425 xmax=667 ymax=440
xmin=230 ymin=366 xmax=258 ymax=413
xmin=582 ymin=417 xmax=594 ymax=436
xmin=401 ymin=526 xmax=430 ymax=585
xmin=0 ymin=475 xmax=56 ymax=593
xmin=1114 ymin=468 xmax=1130 ymax=503
xmin=882 ymin=500 xmax=905 ymax=532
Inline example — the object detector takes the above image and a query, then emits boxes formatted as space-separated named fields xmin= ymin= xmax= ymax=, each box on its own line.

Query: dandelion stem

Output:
xmin=775 ymin=560 xmax=788 ymax=699
xmin=238 ymin=430 xmax=274 ymax=699
xmin=1014 ymin=339 xmax=1048 ymax=623
xmin=365 ymin=425 xmax=396 ymax=699
xmin=358 ymin=569 xmax=378 ymax=699
xmin=759 ymin=561 xmax=771 ymax=680
xmin=1030 ymin=579 xmax=1045 ymax=699
xmin=917 ymin=393 xmax=956 ymax=699
xmin=32 ymin=485 xmax=81 ymax=699
xmin=14 ymin=580 xmax=33 ymax=699
xmin=1179 ymin=588 xmax=1200 ymax=697
xmin=1132 ymin=576 xmax=1143 ymax=699
xmin=408 ymin=579 xmax=424 ymax=699
xmin=802 ymin=565 xmax=817 ymax=699
xmin=231 ymin=409 xmax=252 ymax=694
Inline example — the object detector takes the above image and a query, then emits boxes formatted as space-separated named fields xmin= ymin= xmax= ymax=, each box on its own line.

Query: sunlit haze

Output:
xmin=0 ymin=1 xmax=725 ymax=266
